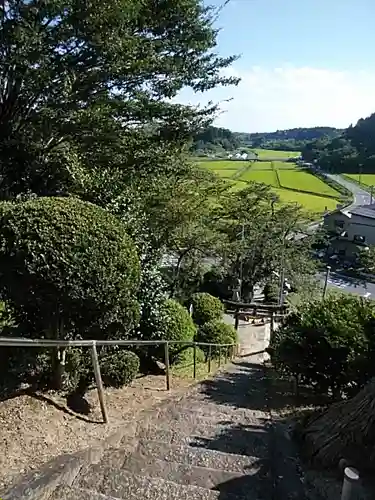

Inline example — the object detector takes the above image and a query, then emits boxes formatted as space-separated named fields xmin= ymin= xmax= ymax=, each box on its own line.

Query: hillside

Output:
xmin=192 ymin=125 xmax=341 ymax=156
xmin=235 ymin=127 xmax=342 ymax=151
xmin=301 ymin=112 xmax=375 ymax=174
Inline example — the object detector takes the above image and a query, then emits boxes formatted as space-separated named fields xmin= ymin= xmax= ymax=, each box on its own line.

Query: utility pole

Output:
xmin=322 ymin=265 xmax=331 ymax=299
xmin=238 ymin=223 xmax=245 ymax=301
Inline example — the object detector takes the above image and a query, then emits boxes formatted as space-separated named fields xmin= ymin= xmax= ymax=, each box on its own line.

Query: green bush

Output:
xmin=156 ymin=299 xmax=197 ymax=364
xmin=263 ymin=281 xmax=279 ymax=304
xmin=0 ymin=197 xmax=140 ymax=390
xmin=269 ymin=295 xmax=375 ymax=397
xmin=196 ymin=319 xmax=237 ymax=358
xmin=100 ymin=350 xmax=140 ymax=388
xmin=191 ymin=292 xmax=224 ymax=326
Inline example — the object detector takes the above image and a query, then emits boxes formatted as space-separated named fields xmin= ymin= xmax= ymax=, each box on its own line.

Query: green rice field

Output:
xmin=344 ymin=174 xmax=375 ymax=188
xmin=198 ymin=154 xmax=343 ymax=214
xmin=238 ymin=169 xmax=278 ymax=187
xmin=278 ymin=170 xmax=340 ymax=197
xmin=251 ymin=148 xmax=300 ymax=160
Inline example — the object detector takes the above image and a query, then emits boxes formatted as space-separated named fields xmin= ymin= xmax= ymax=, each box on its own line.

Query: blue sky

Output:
xmin=178 ymin=0 xmax=375 ymax=132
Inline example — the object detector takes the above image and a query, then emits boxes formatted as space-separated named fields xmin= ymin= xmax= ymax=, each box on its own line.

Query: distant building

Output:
xmin=324 ymin=205 xmax=375 ymax=259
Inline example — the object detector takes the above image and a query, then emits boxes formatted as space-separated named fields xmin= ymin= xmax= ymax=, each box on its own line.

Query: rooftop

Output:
xmin=350 ymin=204 xmax=375 ymax=220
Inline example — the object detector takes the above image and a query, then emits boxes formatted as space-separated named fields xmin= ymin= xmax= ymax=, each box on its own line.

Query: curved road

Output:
xmin=326 ymin=173 xmax=371 ymax=208
xmin=321 ymin=173 xmax=373 ymax=298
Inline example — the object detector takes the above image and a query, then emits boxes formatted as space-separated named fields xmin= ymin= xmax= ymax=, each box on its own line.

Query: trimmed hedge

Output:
xmin=0 ymin=197 xmax=140 ymax=337
xmin=160 ymin=299 xmax=197 ymax=364
xmin=101 ymin=350 xmax=140 ymax=388
xmin=0 ymin=197 xmax=140 ymax=392
xmin=196 ymin=319 xmax=237 ymax=358
xmin=191 ymin=292 xmax=224 ymax=326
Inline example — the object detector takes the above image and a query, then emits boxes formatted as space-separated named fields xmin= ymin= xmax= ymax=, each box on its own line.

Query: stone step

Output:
xmin=138 ymin=425 xmax=270 ymax=457
xmin=75 ymin=465 xmax=225 ymax=500
xmin=135 ymin=438 xmax=263 ymax=472
xmin=121 ymin=453 xmax=246 ymax=494
xmin=50 ymin=485 xmax=119 ymax=499
xmin=149 ymin=405 xmax=267 ymax=426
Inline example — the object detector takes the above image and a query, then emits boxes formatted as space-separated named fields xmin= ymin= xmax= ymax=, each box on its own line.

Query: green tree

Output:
xmin=269 ymin=294 xmax=375 ymax=397
xmin=0 ymin=0 xmax=239 ymax=199
xmin=216 ymin=184 xmax=316 ymax=301
xmin=0 ymin=197 xmax=140 ymax=388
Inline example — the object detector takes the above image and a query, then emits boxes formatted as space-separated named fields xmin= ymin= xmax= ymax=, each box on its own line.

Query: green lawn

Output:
xmin=278 ymin=170 xmax=340 ymax=197
xmin=238 ymin=169 xmax=279 ymax=187
xmin=345 ymin=173 xmax=375 ymax=187
xmin=251 ymin=149 xmax=300 ymax=160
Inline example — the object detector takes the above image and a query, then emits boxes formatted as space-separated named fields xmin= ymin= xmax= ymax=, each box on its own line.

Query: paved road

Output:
xmin=326 ymin=173 xmax=371 ymax=208
xmin=317 ymin=270 xmax=375 ymax=299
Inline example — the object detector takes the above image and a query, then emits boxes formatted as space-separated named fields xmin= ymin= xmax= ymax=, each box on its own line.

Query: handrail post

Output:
xmin=91 ymin=341 xmax=108 ymax=424
xmin=234 ymin=307 xmax=239 ymax=330
xmin=164 ymin=341 xmax=170 ymax=391
xmin=193 ymin=342 xmax=197 ymax=379
xmin=208 ymin=344 xmax=212 ymax=373
xmin=341 ymin=467 xmax=359 ymax=500
xmin=218 ymin=346 xmax=221 ymax=367
xmin=224 ymin=346 xmax=228 ymax=364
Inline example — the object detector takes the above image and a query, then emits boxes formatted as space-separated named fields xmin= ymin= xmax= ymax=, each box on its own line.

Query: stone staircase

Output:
xmin=48 ymin=360 xmax=275 ymax=500
xmin=3 ymin=320 xmax=310 ymax=500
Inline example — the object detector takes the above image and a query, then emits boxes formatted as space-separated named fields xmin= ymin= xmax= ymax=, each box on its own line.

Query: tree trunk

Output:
xmin=299 ymin=378 xmax=375 ymax=471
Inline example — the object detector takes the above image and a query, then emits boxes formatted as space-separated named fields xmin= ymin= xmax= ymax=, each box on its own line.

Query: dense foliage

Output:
xmin=235 ymin=127 xmax=341 ymax=152
xmin=154 ymin=299 xmax=197 ymax=364
xmin=101 ymin=350 xmax=140 ymax=388
xmin=0 ymin=197 xmax=140 ymax=338
xmin=192 ymin=126 xmax=240 ymax=153
xmin=302 ymin=112 xmax=375 ymax=174
xmin=269 ymin=295 xmax=375 ymax=397
xmin=191 ymin=292 xmax=224 ymax=325
xmin=196 ymin=319 xmax=237 ymax=358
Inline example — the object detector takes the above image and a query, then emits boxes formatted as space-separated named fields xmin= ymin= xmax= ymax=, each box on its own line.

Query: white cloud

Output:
xmin=177 ymin=66 xmax=375 ymax=132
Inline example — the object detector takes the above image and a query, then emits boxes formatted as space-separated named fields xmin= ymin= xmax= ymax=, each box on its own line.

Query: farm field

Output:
xmin=251 ymin=148 xmax=300 ymax=160
xmin=198 ymin=155 xmax=342 ymax=214
xmin=345 ymin=174 xmax=375 ymax=187
xmin=278 ymin=170 xmax=340 ymax=197
xmin=273 ymin=189 xmax=339 ymax=213
xmin=203 ymin=160 xmax=248 ymax=170
xmin=238 ymin=169 xmax=278 ymax=187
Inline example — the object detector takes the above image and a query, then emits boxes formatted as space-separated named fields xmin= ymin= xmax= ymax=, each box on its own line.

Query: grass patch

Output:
xmin=238 ymin=169 xmax=279 ymax=187
xmin=278 ymin=170 xmax=340 ymax=197
xmin=172 ymin=358 xmax=223 ymax=380
xmin=251 ymin=149 xmax=300 ymax=160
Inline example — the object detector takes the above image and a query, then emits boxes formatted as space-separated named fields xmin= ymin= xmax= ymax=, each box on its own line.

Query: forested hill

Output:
xmin=191 ymin=125 xmax=341 ymax=155
xmin=302 ymin=113 xmax=375 ymax=174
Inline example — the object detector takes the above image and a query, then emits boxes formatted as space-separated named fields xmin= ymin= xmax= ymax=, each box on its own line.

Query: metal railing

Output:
xmin=0 ymin=338 xmax=238 ymax=424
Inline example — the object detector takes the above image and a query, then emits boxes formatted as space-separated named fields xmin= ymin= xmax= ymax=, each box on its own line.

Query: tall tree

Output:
xmin=216 ymin=184 xmax=315 ymax=300
xmin=0 ymin=0 xmax=239 ymax=198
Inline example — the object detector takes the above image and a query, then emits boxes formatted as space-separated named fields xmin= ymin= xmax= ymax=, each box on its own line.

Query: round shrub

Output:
xmin=196 ymin=319 xmax=237 ymax=358
xmin=191 ymin=292 xmax=224 ymax=326
xmin=100 ymin=350 xmax=140 ymax=388
xmin=159 ymin=299 xmax=196 ymax=364
xmin=0 ymin=197 xmax=140 ymax=337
